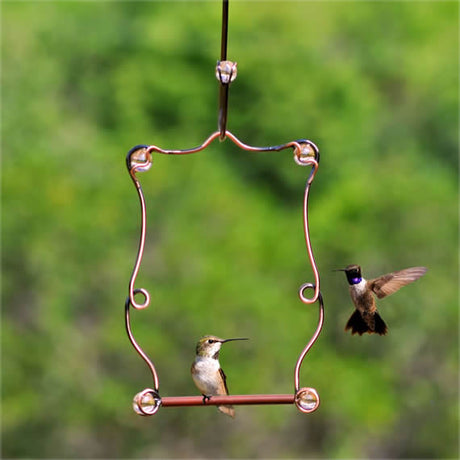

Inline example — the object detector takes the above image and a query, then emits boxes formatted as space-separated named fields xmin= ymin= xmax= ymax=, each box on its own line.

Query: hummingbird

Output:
xmin=191 ymin=335 xmax=248 ymax=417
xmin=336 ymin=264 xmax=427 ymax=335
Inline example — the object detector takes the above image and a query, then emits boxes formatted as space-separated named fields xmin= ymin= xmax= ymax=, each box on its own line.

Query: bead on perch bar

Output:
xmin=124 ymin=0 xmax=324 ymax=416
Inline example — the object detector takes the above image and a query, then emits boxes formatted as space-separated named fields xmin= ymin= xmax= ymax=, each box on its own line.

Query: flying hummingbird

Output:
xmin=191 ymin=335 xmax=248 ymax=417
xmin=336 ymin=265 xmax=427 ymax=335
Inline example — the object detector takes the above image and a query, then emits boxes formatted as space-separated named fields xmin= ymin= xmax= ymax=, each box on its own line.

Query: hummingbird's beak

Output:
xmin=332 ymin=268 xmax=346 ymax=272
xmin=221 ymin=338 xmax=249 ymax=343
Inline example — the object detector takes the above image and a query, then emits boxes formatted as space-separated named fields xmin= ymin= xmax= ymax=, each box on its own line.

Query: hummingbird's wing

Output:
xmin=217 ymin=367 xmax=235 ymax=417
xmin=369 ymin=266 xmax=427 ymax=299
xmin=219 ymin=367 xmax=230 ymax=395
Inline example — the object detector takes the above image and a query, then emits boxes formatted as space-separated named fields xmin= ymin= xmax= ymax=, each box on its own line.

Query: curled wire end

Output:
xmin=132 ymin=388 xmax=162 ymax=416
xmin=294 ymin=387 xmax=320 ymax=414
xmin=299 ymin=282 xmax=319 ymax=305
xmin=130 ymin=288 xmax=151 ymax=310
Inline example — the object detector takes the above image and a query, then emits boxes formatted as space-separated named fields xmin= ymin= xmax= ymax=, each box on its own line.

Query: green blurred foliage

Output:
xmin=2 ymin=1 xmax=458 ymax=458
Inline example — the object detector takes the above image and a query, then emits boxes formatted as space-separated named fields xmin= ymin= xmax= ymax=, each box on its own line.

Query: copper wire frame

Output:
xmin=124 ymin=0 xmax=324 ymax=417
xmin=125 ymin=131 xmax=323 ymax=416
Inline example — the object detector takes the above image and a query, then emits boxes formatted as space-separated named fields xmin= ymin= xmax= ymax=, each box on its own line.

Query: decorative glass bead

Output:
xmin=295 ymin=387 xmax=320 ymax=413
xmin=132 ymin=389 xmax=160 ymax=416
xmin=294 ymin=141 xmax=319 ymax=166
xmin=129 ymin=146 xmax=152 ymax=172
xmin=216 ymin=60 xmax=238 ymax=84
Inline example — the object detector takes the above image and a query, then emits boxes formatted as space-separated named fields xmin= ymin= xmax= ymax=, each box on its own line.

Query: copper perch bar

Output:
xmin=161 ymin=394 xmax=294 ymax=407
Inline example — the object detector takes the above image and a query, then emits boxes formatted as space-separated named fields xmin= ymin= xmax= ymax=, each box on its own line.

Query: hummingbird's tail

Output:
xmin=218 ymin=404 xmax=235 ymax=417
xmin=345 ymin=309 xmax=388 ymax=335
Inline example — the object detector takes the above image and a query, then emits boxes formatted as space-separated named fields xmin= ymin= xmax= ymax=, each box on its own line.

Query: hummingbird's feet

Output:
xmin=202 ymin=394 xmax=211 ymax=405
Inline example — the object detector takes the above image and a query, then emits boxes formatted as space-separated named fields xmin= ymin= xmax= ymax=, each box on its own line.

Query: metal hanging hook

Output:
xmin=216 ymin=0 xmax=237 ymax=140
xmin=220 ymin=0 xmax=229 ymax=62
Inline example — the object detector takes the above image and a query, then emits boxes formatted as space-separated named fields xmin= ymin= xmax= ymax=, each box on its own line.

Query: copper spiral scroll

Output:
xmin=125 ymin=133 xmax=323 ymax=416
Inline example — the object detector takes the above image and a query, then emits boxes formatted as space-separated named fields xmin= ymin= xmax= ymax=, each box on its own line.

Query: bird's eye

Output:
xmin=208 ymin=339 xmax=215 ymax=344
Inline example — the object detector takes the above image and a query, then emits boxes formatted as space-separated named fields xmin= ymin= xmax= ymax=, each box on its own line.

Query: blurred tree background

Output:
xmin=2 ymin=1 xmax=458 ymax=458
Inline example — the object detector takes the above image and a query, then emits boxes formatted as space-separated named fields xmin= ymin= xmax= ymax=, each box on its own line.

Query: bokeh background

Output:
xmin=2 ymin=1 xmax=458 ymax=458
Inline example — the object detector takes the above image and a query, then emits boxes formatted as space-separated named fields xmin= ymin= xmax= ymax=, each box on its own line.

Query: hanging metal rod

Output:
xmin=216 ymin=0 xmax=237 ymax=141
xmin=220 ymin=0 xmax=229 ymax=61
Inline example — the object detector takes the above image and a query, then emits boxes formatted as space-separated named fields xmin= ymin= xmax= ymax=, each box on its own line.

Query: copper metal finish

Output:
xmin=124 ymin=145 xmax=160 ymax=397
xmin=127 ymin=155 xmax=151 ymax=311
xmin=123 ymin=0 xmax=324 ymax=416
xmin=161 ymin=394 xmax=294 ymax=407
xmin=125 ymin=297 xmax=159 ymax=392
xmin=125 ymin=133 xmax=322 ymax=415
xmin=294 ymin=289 xmax=324 ymax=391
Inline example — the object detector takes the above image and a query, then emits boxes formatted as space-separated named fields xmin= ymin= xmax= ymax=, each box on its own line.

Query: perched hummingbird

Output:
xmin=191 ymin=335 xmax=248 ymax=417
xmin=336 ymin=264 xmax=427 ymax=335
